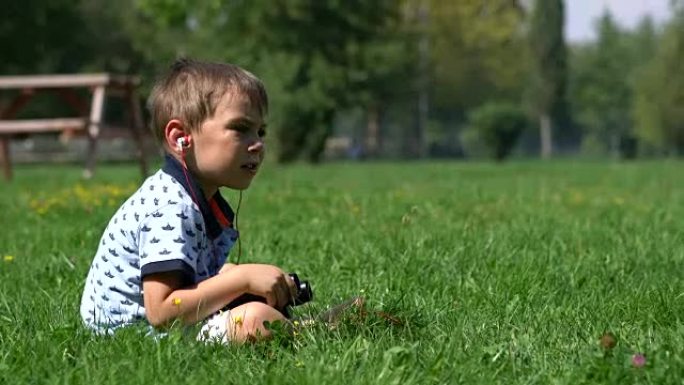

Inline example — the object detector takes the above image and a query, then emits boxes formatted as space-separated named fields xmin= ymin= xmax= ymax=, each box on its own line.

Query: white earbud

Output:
xmin=176 ymin=137 xmax=187 ymax=151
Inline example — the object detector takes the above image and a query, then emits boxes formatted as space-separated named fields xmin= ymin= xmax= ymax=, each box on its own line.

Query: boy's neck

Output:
xmin=196 ymin=178 xmax=218 ymax=201
xmin=161 ymin=153 xmax=236 ymax=235
xmin=167 ymin=152 xmax=217 ymax=200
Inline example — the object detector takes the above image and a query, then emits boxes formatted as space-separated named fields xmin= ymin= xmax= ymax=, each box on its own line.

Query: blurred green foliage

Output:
xmin=569 ymin=13 xmax=640 ymax=158
xmin=632 ymin=7 xmax=684 ymax=155
xmin=466 ymin=102 xmax=528 ymax=161
xmin=1 ymin=1 xmax=683 ymax=160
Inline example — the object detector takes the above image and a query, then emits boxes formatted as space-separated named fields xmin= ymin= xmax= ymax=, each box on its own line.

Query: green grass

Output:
xmin=1 ymin=159 xmax=683 ymax=384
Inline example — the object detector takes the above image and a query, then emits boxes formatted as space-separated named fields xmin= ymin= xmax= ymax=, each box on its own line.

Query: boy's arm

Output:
xmin=219 ymin=263 xmax=237 ymax=274
xmin=143 ymin=264 xmax=295 ymax=327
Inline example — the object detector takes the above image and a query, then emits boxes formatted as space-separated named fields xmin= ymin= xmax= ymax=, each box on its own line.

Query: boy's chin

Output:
xmin=223 ymin=180 xmax=252 ymax=191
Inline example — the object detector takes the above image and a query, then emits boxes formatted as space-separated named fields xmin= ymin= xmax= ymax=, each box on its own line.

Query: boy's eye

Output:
xmin=226 ymin=119 xmax=265 ymax=137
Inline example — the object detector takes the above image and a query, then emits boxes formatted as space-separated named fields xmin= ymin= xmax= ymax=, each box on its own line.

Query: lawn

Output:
xmin=1 ymin=159 xmax=683 ymax=384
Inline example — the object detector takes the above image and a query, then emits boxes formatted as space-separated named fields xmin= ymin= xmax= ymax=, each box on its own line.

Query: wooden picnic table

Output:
xmin=0 ymin=73 xmax=149 ymax=181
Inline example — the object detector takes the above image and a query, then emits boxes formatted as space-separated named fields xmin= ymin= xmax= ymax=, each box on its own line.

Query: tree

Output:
xmin=0 ymin=0 xmax=88 ymax=75
xmin=569 ymin=11 xmax=633 ymax=157
xmin=0 ymin=0 xmax=147 ymax=123
xmin=404 ymin=0 xmax=430 ymax=159
xmin=632 ymin=9 xmax=684 ymax=155
xmin=132 ymin=0 xmax=406 ymax=163
xmin=0 ymin=0 xmax=145 ymax=76
xmin=528 ymin=0 xmax=568 ymax=158
xmin=385 ymin=1 xmax=529 ymax=159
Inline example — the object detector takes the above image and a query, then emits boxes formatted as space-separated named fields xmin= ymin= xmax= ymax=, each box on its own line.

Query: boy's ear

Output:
xmin=164 ymin=119 xmax=188 ymax=152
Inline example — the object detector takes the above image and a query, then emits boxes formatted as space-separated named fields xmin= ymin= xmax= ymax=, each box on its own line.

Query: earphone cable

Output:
xmin=180 ymin=148 xmax=221 ymax=272
xmin=234 ymin=189 xmax=243 ymax=265
xmin=179 ymin=145 xmax=243 ymax=268
xmin=180 ymin=148 xmax=203 ymax=215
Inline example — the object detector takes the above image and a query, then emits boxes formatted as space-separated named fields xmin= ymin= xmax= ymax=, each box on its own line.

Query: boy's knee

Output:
xmin=229 ymin=301 xmax=287 ymax=342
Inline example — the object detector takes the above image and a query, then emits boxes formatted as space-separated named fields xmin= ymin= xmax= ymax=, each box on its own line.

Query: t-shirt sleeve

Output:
xmin=138 ymin=203 xmax=204 ymax=283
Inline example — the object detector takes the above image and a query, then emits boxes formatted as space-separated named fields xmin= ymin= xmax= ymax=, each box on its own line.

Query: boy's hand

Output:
xmin=239 ymin=264 xmax=296 ymax=310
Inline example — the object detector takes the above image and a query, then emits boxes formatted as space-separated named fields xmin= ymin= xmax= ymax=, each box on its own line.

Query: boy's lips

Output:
xmin=241 ymin=162 xmax=260 ymax=174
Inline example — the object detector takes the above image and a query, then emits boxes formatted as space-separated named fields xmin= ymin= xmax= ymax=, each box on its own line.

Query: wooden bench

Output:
xmin=0 ymin=74 xmax=149 ymax=181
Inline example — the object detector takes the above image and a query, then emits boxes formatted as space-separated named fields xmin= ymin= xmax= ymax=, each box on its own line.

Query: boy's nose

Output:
xmin=248 ymin=139 xmax=265 ymax=153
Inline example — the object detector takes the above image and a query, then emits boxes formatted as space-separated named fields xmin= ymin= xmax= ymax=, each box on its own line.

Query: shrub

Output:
xmin=465 ymin=102 xmax=528 ymax=161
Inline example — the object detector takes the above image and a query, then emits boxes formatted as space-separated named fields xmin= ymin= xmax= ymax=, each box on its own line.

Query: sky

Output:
xmin=566 ymin=0 xmax=673 ymax=42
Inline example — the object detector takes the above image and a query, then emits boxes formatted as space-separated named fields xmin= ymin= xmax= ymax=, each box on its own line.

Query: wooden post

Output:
xmin=0 ymin=89 xmax=35 ymax=181
xmin=83 ymin=85 xmax=106 ymax=179
xmin=0 ymin=138 xmax=10 ymax=180
xmin=54 ymin=88 xmax=89 ymax=143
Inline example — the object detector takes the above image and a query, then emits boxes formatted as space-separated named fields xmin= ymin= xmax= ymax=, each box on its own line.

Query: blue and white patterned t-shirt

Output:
xmin=80 ymin=155 xmax=239 ymax=332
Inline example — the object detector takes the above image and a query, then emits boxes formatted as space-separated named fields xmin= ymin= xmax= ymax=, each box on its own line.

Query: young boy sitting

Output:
xmin=79 ymin=58 xmax=296 ymax=343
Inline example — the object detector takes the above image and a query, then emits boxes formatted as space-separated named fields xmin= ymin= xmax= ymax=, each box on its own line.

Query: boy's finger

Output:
xmin=265 ymin=292 xmax=277 ymax=308
xmin=288 ymin=276 xmax=298 ymax=299
xmin=276 ymin=276 xmax=291 ymax=308
xmin=276 ymin=288 xmax=287 ymax=309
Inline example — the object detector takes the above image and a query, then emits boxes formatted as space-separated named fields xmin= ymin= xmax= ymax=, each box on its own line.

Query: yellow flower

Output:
xmin=569 ymin=190 xmax=585 ymax=205
xmin=233 ymin=315 xmax=243 ymax=326
xmin=293 ymin=320 xmax=300 ymax=326
xmin=401 ymin=214 xmax=411 ymax=225
xmin=172 ymin=298 xmax=182 ymax=306
xmin=3 ymin=255 xmax=14 ymax=262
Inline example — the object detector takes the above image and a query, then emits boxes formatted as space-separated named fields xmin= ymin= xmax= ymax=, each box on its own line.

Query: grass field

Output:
xmin=1 ymin=160 xmax=683 ymax=384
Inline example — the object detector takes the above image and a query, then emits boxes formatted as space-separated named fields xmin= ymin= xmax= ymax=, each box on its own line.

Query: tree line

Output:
xmin=1 ymin=0 xmax=683 ymax=161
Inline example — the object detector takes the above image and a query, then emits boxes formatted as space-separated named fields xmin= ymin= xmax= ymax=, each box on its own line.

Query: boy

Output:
xmin=80 ymin=58 xmax=295 ymax=343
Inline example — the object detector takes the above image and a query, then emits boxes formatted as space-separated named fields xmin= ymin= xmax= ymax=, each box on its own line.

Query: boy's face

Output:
xmin=190 ymin=91 xmax=266 ymax=194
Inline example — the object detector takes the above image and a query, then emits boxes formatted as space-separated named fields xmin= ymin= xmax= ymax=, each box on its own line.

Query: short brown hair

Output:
xmin=147 ymin=58 xmax=268 ymax=143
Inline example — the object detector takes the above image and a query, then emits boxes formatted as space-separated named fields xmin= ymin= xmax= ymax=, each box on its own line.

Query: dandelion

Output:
xmin=300 ymin=319 xmax=315 ymax=327
xmin=233 ymin=315 xmax=243 ymax=326
xmin=172 ymin=298 xmax=182 ymax=306
xmin=632 ymin=353 xmax=646 ymax=368
xmin=3 ymin=255 xmax=14 ymax=262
